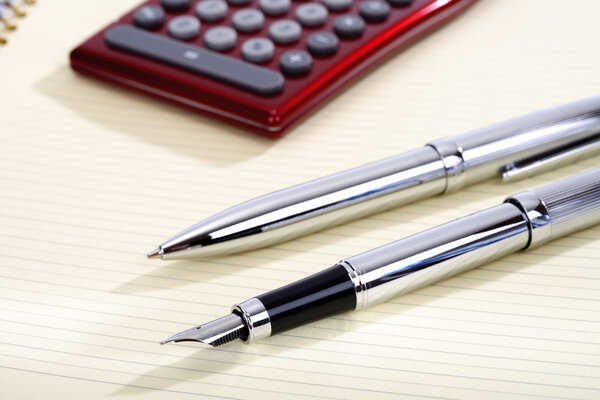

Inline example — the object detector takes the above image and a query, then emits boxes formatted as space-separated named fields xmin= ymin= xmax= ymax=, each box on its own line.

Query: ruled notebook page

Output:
xmin=1 ymin=0 xmax=599 ymax=399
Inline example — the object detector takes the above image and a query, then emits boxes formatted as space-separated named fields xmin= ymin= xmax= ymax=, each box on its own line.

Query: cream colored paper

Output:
xmin=1 ymin=1 xmax=599 ymax=399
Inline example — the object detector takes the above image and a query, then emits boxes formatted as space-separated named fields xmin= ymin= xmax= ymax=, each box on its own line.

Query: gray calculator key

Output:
xmin=279 ymin=50 xmax=312 ymax=75
xmin=387 ymin=0 xmax=412 ymax=6
xmin=306 ymin=32 xmax=338 ymax=56
xmin=228 ymin=0 xmax=252 ymax=5
xmin=105 ymin=26 xmax=284 ymax=95
xmin=196 ymin=0 xmax=228 ymax=21
xmin=232 ymin=9 xmax=265 ymax=33
xmin=162 ymin=0 xmax=191 ymax=12
xmin=359 ymin=1 xmax=390 ymax=22
xmin=295 ymin=3 xmax=328 ymax=27
xmin=204 ymin=26 xmax=237 ymax=51
xmin=259 ymin=0 xmax=291 ymax=16
xmin=168 ymin=15 xmax=201 ymax=40
xmin=241 ymin=38 xmax=275 ymax=63
xmin=333 ymin=15 xmax=365 ymax=38
xmin=269 ymin=20 xmax=302 ymax=44
xmin=133 ymin=6 xmax=165 ymax=30
xmin=321 ymin=0 xmax=353 ymax=12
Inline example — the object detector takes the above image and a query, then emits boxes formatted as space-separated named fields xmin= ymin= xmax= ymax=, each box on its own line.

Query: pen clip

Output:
xmin=501 ymin=135 xmax=600 ymax=182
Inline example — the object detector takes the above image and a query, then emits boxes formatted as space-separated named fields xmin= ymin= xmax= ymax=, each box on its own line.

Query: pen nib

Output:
xmin=147 ymin=247 xmax=164 ymax=259
xmin=160 ymin=313 xmax=248 ymax=347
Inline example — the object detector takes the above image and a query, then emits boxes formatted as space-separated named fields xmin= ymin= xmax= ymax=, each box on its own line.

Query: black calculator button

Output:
xmin=306 ymin=32 xmax=338 ymax=56
xmin=105 ymin=26 xmax=285 ymax=95
xmin=242 ymin=38 xmax=275 ymax=63
xmin=133 ymin=6 xmax=165 ymax=30
xmin=269 ymin=20 xmax=302 ymax=44
xmin=232 ymin=9 xmax=265 ymax=32
xmin=295 ymin=3 xmax=328 ymax=27
xmin=333 ymin=15 xmax=365 ymax=38
xmin=280 ymin=50 xmax=313 ymax=75
xmin=321 ymin=0 xmax=353 ymax=12
xmin=259 ymin=0 xmax=291 ymax=16
xmin=359 ymin=1 xmax=390 ymax=22
xmin=196 ymin=0 xmax=228 ymax=22
xmin=168 ymin=16 xmax=201 ymax=40
xmin=228 ymin=0 xmax=252 ymax=5
xmin=386 ymin=0 xmax=413 ymax=6
xmin=204 ymin=26 xmax=237 ymax=51
xmin=162 ymin=0 xmax=192 ymax=12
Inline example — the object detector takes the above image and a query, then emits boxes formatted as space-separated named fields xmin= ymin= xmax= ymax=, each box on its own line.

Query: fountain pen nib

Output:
xmin=160 ymin=313 xmax=248 ymax=347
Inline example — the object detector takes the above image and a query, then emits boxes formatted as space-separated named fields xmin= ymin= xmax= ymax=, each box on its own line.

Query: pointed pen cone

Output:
xmin=146 ymin=247 xmax=163 ymax=259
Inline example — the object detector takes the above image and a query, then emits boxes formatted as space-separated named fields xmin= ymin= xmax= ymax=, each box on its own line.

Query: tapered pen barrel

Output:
xmin=153 ymin=97 xmax=600 ymax=259
xmin=157 ymin=146 xmax=447 ymax=258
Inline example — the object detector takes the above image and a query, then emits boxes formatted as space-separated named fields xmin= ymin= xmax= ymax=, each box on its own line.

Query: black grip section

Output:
xmin=257 ymin=264 xmax=356 ymax=335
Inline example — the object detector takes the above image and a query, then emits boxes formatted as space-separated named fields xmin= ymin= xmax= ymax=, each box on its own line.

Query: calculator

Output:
xmin=70 ymin=0 xmax=477 ymax=138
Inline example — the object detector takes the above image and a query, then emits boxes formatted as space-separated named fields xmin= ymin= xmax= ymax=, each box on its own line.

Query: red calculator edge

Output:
xmin=70 ymin=0 xmax=478 ymax=138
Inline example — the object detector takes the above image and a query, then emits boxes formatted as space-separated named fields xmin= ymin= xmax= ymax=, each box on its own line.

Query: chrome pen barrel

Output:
xmin=343 ymin=168 xmax=600 ymax=310
xmin=160 ymin=146 xmax=447 ymax=258
xmin=343 ymin=203 xmax=530 ymax=309
xmin=430 ymin=96 xmax=600 ymax=192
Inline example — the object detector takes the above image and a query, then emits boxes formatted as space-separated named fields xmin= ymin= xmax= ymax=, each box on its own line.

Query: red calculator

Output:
xmin=70 ymin=0 xmax=477 ymax=138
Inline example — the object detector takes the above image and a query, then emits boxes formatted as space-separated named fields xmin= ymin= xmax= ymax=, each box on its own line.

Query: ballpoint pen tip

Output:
xmin=147 ymin=247 xmax=163 ymax=259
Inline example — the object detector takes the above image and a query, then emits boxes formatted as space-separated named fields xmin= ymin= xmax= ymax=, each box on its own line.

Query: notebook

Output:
xmin=0 ymin=0 xmax=36 ymax=45
xmin=1 ymin=0 xmax=599 ymax=399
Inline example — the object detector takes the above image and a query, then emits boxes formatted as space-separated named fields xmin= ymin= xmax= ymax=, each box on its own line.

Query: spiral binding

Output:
xmin=0 ymin=0 xmax=36 ymax=45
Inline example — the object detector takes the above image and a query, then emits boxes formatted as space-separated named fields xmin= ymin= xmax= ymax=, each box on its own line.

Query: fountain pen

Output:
xmin=161 ymin=168 xmax=600 ymax=346
xmin=148 ymin=96 xmax=600 ymax=260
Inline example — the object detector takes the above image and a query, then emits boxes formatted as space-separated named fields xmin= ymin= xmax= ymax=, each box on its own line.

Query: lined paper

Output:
xmin=1 ymin=0 xmax=599 ymax=399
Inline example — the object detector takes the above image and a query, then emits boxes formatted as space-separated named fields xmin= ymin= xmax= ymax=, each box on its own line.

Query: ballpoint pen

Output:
xmin=148 ymin=96 xmax=600 ymax=260
xmin=161 ymin=168 xmax=600 ymax=346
